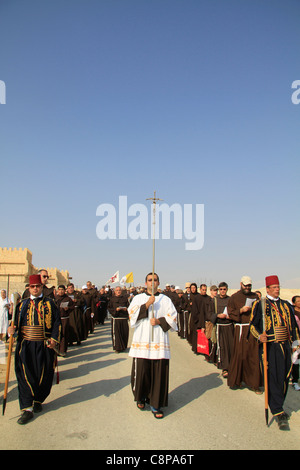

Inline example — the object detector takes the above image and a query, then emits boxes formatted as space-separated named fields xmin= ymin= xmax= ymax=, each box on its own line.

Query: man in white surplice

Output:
xmin=128 ymin=273 xmax=177 ymax=419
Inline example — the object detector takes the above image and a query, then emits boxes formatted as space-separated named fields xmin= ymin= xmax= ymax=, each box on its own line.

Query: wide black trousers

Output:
xmin=260 ymin=341 xmax=292 ymax=416
xmin=15 ymin=339 xmax=56 ymax=410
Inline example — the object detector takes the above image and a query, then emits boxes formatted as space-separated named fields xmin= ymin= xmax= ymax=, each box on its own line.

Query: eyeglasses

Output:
xmin=30 ymin=284 xmax=42 ymax=288
xmin=42 ymin=275 xmax=49 ymax=279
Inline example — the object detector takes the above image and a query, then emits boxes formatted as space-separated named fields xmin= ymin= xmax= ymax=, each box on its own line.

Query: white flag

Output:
xmin=106 ymin=271 xmax=119 ymax=284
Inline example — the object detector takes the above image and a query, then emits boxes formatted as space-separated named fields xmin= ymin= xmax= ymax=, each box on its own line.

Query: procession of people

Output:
xmin=3 ymin=269 xmax=300 ymax=431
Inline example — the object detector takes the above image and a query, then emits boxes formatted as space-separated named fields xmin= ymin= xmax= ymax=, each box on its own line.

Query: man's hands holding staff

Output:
xmin=145 ymin=295 xmax=160 ymax=326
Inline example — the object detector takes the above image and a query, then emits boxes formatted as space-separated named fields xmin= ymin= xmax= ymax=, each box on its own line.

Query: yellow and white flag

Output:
xmin=120 ymin=272 xmax=134 ymax=284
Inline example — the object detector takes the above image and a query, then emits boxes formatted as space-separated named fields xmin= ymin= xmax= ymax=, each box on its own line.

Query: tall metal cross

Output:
xmin=146 ymin=191 xmax=163 ymax=340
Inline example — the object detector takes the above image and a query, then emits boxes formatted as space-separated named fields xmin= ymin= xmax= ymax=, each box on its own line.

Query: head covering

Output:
xmin=210 ymin=285 xmax=218 ymax=291
xmin=265 ymin=275 xmax=279 ymax=287
xmin=82 ymin=285 xmax=88 ymax=290
xmin=185 ymin=282 xmax=191 ymax=288
xmin=241 ymin=275 xmax=252 ymax=285
xmin=29 ymin=274 xmax=42 ymax=285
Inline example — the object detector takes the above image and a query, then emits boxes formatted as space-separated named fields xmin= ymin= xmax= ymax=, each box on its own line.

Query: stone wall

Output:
xmin=0 ymin=247 xmax=70 ymax=296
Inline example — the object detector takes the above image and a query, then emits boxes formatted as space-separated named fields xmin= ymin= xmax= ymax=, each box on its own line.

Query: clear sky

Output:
xmin=0 ymin=0 xmax=299 ymax=290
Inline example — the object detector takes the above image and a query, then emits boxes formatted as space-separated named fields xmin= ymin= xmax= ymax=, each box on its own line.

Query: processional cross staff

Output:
xmin=146 ymin=191 xmax=163 ymax=341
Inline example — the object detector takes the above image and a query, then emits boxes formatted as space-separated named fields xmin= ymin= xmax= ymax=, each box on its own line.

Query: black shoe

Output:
xmin=33 ymin=402 xmax=43 ymax=413
xmin=17 ymin=410 xmax=34 ymax=425
xmin=282 ymin=411 xmax=290 ymax=420
xmin=275 ymin=413 xmax=290 ymax=431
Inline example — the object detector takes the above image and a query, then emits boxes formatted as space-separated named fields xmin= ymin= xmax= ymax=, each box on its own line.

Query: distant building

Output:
xmin=0 ymin=247 xmax=70 ymax=295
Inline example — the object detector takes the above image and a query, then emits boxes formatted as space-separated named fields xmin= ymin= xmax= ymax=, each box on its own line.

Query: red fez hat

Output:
xmin=29 ymin=274 xmax=42 ymax=285
xmin=265 ymin=275 xmax=279 ymax=287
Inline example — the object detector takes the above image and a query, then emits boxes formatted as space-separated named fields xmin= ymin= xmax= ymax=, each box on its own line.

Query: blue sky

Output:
xmin=0 ymin=0 xmax=299 ymax=290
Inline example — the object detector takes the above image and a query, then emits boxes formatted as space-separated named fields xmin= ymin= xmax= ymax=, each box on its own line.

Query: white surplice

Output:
xmin=128 ymin=293 xmax=177 ymax=360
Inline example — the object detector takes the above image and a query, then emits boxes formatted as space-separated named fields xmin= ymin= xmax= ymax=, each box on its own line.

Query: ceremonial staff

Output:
xmin=2 ymin=293 xmax=18 ymax=415
xmin=261 ymin=296 xmax=269 ymax=426
xmin=146 ymin=191 xmax=163 ymax=341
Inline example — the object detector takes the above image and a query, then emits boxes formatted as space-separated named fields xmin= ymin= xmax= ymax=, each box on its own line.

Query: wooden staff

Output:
xmin=261 ymin=297 xmax=269 ymax=426
xmin=2 ymin=293 xmax=18 ymax=416
xmin=146 ymin=191 xmax=163 ymax=341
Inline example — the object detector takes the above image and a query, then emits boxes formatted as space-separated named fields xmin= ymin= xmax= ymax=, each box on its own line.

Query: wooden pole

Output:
xmin=2 ymin=293 xmax=18 ymax=415
xmin=261 ymin=297 xmax=269 ymax=426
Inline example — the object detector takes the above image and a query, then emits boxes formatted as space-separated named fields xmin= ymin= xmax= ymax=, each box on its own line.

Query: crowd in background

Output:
xmin=1 ymin=270 xmax=299 ymax=395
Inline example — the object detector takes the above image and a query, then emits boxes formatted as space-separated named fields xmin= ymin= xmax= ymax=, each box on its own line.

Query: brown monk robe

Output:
xmin=186 ymin=283 xmax=199 ymax=346
xmin=207 ymin=283 xmax=234 ymax=376
xmin=190 ymin=289 xmax=207 ymax=354
xmin=181 ymin=283 xmax=192 ymax=341
xmin=108 ymin=286 xmax=129 ymax=352
xmin=66 ymin=283 xmax=83 ymax=345
xmin=227 ymin=276 xmax=262 ymax=392
xmin=81 ymin=286 xmax=95 ymax=336
xmin=55 ymin=285 xmax=74 ymax=356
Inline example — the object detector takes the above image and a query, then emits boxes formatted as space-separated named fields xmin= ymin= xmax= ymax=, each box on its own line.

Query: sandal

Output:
xmin=222 ymin=370 xmax=228 ymax=378
xmin=151 ymin=409 xmax=164 ymax=419
xmin=137 ymin=400 xmax=145 ymax=410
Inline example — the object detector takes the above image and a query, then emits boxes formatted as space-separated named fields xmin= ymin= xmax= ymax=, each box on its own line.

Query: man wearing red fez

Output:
xmin=7 ymin=274 xmax=61 ymax=425
xmin=21 ymin=269 xmax=55 ymax=300
xmin=250 ymin=275 xmax=300 ymax=430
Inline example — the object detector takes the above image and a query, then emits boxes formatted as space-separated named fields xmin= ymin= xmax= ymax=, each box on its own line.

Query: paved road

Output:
xmin=1 ymin=321 xmax=299 ymax=451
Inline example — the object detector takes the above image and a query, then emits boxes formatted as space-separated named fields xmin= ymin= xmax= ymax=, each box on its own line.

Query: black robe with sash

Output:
xmin=14 ymin=295 xmax=61 ymax=410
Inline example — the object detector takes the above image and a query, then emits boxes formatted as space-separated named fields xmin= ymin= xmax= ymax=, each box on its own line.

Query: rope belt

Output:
xmin=21 ymin=326 xmax=45 ymax=341
xmin=234 ymin=322 xmax=250 ymax=341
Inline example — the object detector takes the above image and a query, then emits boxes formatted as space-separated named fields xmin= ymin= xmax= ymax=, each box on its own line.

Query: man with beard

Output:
xmin=208 ymin=282 xmax=233 ymax=377
xmin=250 ymin=275 xmax=300 ymax=430
xmin=128 ymin=273 xmax=177 ymax=419
xmin=108 ymin=286 xmax=129 ymax=353
xmin=227 ymin=276 xmax=261 ymax=393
